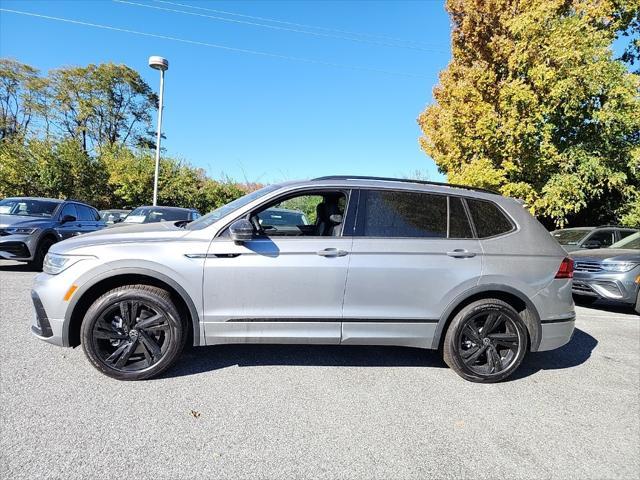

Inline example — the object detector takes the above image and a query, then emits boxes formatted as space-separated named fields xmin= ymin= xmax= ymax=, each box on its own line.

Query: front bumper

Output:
xmin=30 ymin=289 xmax=65 ymax=346
xmin=0 ymin=233 xmax=37 ymax=260
xmin=573 ymin=269 xmax=639 ymax=304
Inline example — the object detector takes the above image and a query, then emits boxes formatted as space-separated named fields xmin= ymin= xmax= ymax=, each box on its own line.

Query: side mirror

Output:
xmin=113 ymin=218 xmax=123 ymax=224
xmin=229 ymin=219 xmax=255 ymax=244
xmin=61 ymin=215 xmax=76 ymax=223
xmin=583 ymin=240 xmax=602 ymax=249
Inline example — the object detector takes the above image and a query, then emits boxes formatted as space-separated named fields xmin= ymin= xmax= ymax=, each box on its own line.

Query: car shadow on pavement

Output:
xmin=162 ymin=328 xmax=597 ymax=380
xmin=510 ymin=328 xmax=597 ymax=381
xmin=163 ymin=343 xmax=448 ymax=379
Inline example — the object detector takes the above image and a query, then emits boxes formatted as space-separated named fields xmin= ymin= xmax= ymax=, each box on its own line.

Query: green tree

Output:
xmin=49 ymin=63 xmax=157 ymax=153
xmin=0 ymin=59 xmax=49 ymax=139
xmin=418 ymin=0 xmax=640 ymax=227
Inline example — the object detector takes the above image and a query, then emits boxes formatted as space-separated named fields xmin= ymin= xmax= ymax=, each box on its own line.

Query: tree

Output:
xmin=0 ymin=59 xmax=49 ymax=139
xmin=418 ymin=0 xmax=640 ymax=227
xmin=48 ymin=63 xmax=157 ymax=153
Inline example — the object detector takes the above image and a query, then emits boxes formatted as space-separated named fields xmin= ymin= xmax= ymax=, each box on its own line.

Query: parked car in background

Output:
xmin=31 ymin=176 xmax=575 ymax=383
xmin=551 ymin=225 xmax=637 ymax=252
xmin=571 ymin=232 xmax=640 ymax=313
xmin=99 ymin=209 xmax=130 ymax=224
xmin=0 ymin=197 xmax=105 ymax=268
xmin=108 ymin=206 xmax=200 ymax=227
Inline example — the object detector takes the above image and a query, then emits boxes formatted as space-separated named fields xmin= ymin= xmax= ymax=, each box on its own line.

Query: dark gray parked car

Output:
xmin=0 ymin=197 xmax=105 ymax=268
xmin=551 ymin=226 xmax=637 ymax=252
xmin=571 ymin=232 xmax=640 ymax=313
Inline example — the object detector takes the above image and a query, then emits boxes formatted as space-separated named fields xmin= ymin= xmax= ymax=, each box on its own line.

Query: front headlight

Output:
xmin=6 ymin=227 xmax=38 ymax=235
xmin=43 ymin=253 xmax=95 ymax=275
xmin=601 ymin=262 xmax=638 ymax=273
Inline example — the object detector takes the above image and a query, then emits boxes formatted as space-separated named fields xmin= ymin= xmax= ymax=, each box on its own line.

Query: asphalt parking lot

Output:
xmin=0 ymin=261 xmax=638 ymax=480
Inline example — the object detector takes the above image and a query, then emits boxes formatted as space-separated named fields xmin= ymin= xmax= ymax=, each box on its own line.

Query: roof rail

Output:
xmin=312 ymin=175 xmax=498 ymax=194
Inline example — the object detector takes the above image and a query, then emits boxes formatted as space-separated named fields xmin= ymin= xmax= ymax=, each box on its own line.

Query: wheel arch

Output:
xmin=65 ymin=268 xmax=201 ymax=348
xmin=433 ymin=284 xmax=542 ymax=352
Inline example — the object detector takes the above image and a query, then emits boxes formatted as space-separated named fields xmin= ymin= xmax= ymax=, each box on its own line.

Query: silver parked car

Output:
xmin=551 ymin=226 xmax=637 ymax=252
xmin=31 ymin=176 xmax=576 ymax=382
xmin=571 ymin=232 xmax=640 ymax=313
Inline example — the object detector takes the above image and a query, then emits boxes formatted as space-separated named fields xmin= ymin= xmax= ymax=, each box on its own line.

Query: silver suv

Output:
xmin=31 ymin=176 xmax=576 ymax=383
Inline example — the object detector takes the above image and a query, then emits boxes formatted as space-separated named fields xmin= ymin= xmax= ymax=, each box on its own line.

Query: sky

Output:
xmin=0 ymin=0 xmax=452 ymax=183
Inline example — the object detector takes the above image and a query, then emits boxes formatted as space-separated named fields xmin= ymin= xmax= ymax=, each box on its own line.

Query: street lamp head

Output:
xmin=148 ymin=56 xmax=169 ymax=71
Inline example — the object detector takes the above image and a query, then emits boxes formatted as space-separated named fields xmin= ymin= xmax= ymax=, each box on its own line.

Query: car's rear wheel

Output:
xmin=81 ymin=285 xmax=185 ymax=380
xmin=443 ymin=299 xmax=528 ymax=383
xmin=30 ymin=236 xmax=56 ymax=271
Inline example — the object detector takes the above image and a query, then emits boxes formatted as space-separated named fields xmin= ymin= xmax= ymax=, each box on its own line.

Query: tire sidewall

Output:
xmin=81 ymin=287 xmax=184 ymax=380
xmin=444 ymin=300 xmax=528 ymax=383
xmin=32 ymin=237 xmax=56 ymax=270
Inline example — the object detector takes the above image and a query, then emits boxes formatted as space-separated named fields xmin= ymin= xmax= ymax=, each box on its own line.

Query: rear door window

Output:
xmin=466 ymin=199 xmax=514 ymax=238
xmin=357 ymin=190 xmax=447 ymax=238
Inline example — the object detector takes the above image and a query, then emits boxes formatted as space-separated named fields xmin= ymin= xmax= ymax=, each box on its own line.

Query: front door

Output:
xmin=202 ymin=189 xmax=353 ymax=345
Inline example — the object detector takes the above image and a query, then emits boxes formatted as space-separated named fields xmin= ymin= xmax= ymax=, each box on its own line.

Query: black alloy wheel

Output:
xmin=443 ymin=299 xmax=528 ymax=383
xmin=81 ymin=285 xmax=185 ymax=380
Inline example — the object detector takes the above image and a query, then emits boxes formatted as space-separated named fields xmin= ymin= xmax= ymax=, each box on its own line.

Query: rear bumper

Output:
xmin=537 ymin=317 xmax=575 ymax=351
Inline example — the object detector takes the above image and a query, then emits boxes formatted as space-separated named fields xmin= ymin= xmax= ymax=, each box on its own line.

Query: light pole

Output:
xmin=148 ymin=56 xmax=169 ymax=206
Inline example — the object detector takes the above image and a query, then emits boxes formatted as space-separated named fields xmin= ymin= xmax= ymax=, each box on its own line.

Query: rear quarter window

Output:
xmin=466 ymin=199 xmax=514 ymax=238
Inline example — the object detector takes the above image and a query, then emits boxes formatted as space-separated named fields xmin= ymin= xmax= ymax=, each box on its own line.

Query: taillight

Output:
xmin=555 ymin=257 xmax=574 ymax=279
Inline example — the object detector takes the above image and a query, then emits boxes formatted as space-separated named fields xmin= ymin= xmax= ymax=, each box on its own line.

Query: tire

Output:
xmin=81 ymin=285 xmax=186 ymax=380
xmin=635 ymin=292 xmax=639 ymax=315
xmin=573 ymin=294 xmax=598 ymax=306
xmin=30 ymin=236 xmax=56 ymax=271
xmin=443 ymin=299 xmax=528 ymax=383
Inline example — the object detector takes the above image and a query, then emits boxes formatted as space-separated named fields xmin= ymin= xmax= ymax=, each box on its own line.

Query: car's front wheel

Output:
xmin=30 ymin=236 xmax=56 ymax=270
xmin=81 ymin=285 xmax=185 ymax=380
xmin=443 ymin=299 xmax=528 ymax=383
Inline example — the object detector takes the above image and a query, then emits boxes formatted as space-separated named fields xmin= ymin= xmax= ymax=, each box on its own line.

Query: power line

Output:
xmin=114 ymin=0 xmax=447 ymax=53
xmin=152 ymin=0 xmax=444 ymax=49
xmin=0 ymin=8 xmax=428 ymax=78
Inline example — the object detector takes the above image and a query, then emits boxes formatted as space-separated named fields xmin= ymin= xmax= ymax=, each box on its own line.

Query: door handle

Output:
xmin=317 ymin=248 xmax=348 ymax=257
xmin=446 ymin=249 xmax=476 ymax=258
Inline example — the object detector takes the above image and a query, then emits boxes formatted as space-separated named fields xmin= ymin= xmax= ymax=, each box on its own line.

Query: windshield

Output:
xmin=186 ymin=184 xmax=281 ymax=230
xmin=609 ymin=232 xmax=640 ymax=249
xmin=0 ymin=198 xmax=60 ymax=217
xmin=551 ymin=229 xmax=591 ymax=245
xmin=124 ymin=207 xmax=191 ymax=223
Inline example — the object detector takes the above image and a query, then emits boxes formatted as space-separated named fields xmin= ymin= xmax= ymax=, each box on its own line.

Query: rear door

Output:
xmin=341 ymin=189 xmax=482 ymax=348
xmin=75 ymin=205 xmax=103 ymax=234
